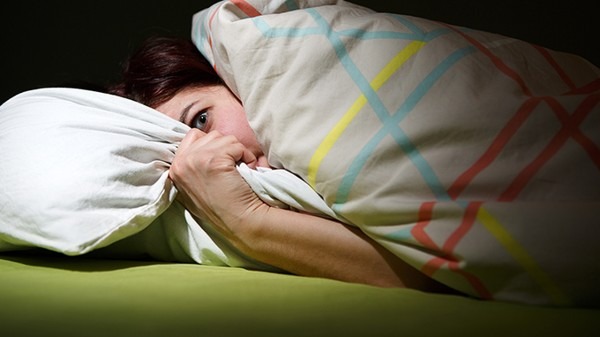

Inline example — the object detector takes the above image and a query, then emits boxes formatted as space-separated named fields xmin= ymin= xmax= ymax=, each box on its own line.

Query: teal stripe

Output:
xmin=252 ymin=17 xmax=323 ymax=37
xmin=334 ymin=46 xmax=476 ymax=208
xmin=307 ymin=9 xmax=391 ymax=126
xmin=337 ymin=30 xmax=423 ymax=40
xmin=386 ymin=225 xmax=416 ymax=242
xmin=421 ymin=28 xmax=451 ymax=41
xmin=193 ymin=10 xmax=210 ymax=55
xmin=253 ymin=10 xmax=449 ymax=43
xmin=284 ymin=0 xmax=299 ymax=10
xmin=391 ymin=14 xmax=425 ymax=35
xmin=391 ymin=15 xmax=451 ymax=42
xmin=337 ymin=28 xmax=450 ymax=41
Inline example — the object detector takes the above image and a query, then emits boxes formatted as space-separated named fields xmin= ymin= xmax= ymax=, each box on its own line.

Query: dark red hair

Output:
xmin=109 ymin=36 xmax=223 ymax=108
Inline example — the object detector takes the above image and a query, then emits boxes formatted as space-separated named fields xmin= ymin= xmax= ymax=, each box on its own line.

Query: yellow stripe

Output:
xmin=477 ymin=207 xmax=571 ymax=305
xmin=307 ymin=41 xmax=425 ymax=187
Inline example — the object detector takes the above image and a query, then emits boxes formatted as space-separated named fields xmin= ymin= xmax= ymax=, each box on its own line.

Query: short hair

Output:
xmin=109 ymin=36 xmax=223 ymax=108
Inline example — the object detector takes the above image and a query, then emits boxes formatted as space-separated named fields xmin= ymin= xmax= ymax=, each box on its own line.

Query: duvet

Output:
xmin=192 ymin=0 xmax=600 ymax=306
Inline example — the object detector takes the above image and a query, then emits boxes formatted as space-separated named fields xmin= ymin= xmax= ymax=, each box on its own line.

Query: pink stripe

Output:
xmin=411 ymin=202 xmax=440 ymax=250
xmin=422 ymin=255 xmax=492 ymax=299
xmin=448 ymin=98 xmax=542 ymax=199
xmin=533 ymin=45 xmax=577 ymax=91
xmin=446 ymin=25 xmax=532 ymax=96
xmin=546 ymin=96 xmax=600 ymax=170
xmin=500 ymin=93 xmax=599 ymax=200
xmin=421 ymin=202 xmax=491 ymax=298
xmin=448 ymin=261 xmax=493 ymax=300
xmin=231 ymin=0 xmax=261 ymax=17
xmin=567 ymin=78 xmax=600 ymax=95
xmin=442 ymin=202 xmax=481 ymax=254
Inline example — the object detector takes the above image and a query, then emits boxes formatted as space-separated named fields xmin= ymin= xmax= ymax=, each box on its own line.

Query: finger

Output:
xmin=205 ymin=133 xmax=258 ymax=169
xmin=240 ymin=147 xmax=258 ymax=169
xmin=178 ymin=128 xmax=207 ymax=152
xmin=216 ymin=135 xmax=258 ymax=169
xmin=256 ymin=155 xmax=271 ymax=168
xmin=177 ymin=130 xmax=227 ymax=157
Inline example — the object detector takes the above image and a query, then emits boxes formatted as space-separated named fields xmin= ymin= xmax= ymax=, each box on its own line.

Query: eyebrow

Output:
xmin=179 ymin=101 xmax=197 ymax=123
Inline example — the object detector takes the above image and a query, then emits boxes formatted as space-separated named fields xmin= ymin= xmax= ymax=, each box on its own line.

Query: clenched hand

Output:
xmin=168 ymin=129 xmax=268 ymax=245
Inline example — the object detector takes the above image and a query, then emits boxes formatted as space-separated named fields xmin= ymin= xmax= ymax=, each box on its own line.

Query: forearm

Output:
xmin=168 ymin=131 xmax=445 ymax=290
xmin=230 ymin=205 xmax=434 ymax=289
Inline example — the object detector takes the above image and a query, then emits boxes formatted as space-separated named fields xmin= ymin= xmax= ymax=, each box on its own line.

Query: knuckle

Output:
xmin=169 ymin=160 xmax=184 ymax=178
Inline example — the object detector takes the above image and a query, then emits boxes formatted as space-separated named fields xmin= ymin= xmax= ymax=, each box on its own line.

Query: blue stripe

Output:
xmin=284 ymin=0 xmax=299 ymax=10
xmin=307 ymin=9 xmax=391 ymax=127
xmin=253 ymin=10 xmax=450 ymax=43
xmin=391 ymin=14 xmax=452 ymax=42
xmin=391 ymin=14 xmax=425 ymax=35
xmin=337 ymin=28 xmax=450 ymax=41
xmin=334 ymin=46 xmax=476 ymax=207
xmin=252 ymin=17 xmax=323 ymax=37
xmin=193 ymin=10 xmax=210 ymax=55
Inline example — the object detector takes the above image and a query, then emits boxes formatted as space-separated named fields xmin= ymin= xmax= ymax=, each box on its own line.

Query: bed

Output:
xmin=1 ymin=250 xmax=597 ymax=337
xmin=1 ymin=1 xmax=599 ymax=336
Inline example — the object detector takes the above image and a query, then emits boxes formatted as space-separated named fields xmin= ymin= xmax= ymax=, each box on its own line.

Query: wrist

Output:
xmin=224 ymin=200 xmax=272 ymax=253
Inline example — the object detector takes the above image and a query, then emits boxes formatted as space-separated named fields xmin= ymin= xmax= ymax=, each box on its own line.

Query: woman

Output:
xmin=109 ymin=36 xmax=455 ymax=293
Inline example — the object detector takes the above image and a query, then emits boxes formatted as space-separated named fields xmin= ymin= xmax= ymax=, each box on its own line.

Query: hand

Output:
xmin=169 ymin=129 xmax=268 ymax=241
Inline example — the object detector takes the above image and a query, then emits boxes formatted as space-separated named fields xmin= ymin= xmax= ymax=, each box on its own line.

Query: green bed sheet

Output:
xmin=1 ymin=252 xmax=597 ymax=337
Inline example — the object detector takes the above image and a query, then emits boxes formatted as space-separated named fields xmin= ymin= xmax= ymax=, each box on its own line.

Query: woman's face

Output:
xmin=155 ymin=85 xmax=266 ymax=163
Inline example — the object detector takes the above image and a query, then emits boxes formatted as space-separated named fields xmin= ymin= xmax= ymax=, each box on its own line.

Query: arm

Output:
xmin=169 ymin=130 xmax=444 ymax=290
xmin=232 ymin=204 xmax=412 ymax=287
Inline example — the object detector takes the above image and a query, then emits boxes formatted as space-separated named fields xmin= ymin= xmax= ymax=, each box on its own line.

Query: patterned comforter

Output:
xmin=192 ymin=0 xmax=600 ymax=306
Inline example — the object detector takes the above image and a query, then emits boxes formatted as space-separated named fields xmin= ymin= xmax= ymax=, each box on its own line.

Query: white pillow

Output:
xmin=0 ymin=87 xmax=338 ymax=271
xmin=0 ymin=88 xmax=186 ymax=254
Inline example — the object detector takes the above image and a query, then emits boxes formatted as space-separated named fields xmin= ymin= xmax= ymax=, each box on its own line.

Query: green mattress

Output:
xmin=1 ymin=252 xmax=596 ymax=337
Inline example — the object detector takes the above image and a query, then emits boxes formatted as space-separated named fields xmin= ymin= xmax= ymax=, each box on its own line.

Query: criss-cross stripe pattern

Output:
xmin=196 ymin=0 xmax=600 ymax=304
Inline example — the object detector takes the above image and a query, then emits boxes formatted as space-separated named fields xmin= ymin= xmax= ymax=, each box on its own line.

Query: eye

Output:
xmin=190 ymin=110 xmax=209 ymax=131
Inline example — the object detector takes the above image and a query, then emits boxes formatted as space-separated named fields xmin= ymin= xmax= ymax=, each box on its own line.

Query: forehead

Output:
xmin=155 ymin=85 xmax=221 ymax=119
xmin=173 ymin=85 xmax=222 ymax=103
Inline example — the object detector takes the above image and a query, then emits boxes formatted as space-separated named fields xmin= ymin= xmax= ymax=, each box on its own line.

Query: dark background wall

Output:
xmin=1 ymin=0 xmax=598 ymax=104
